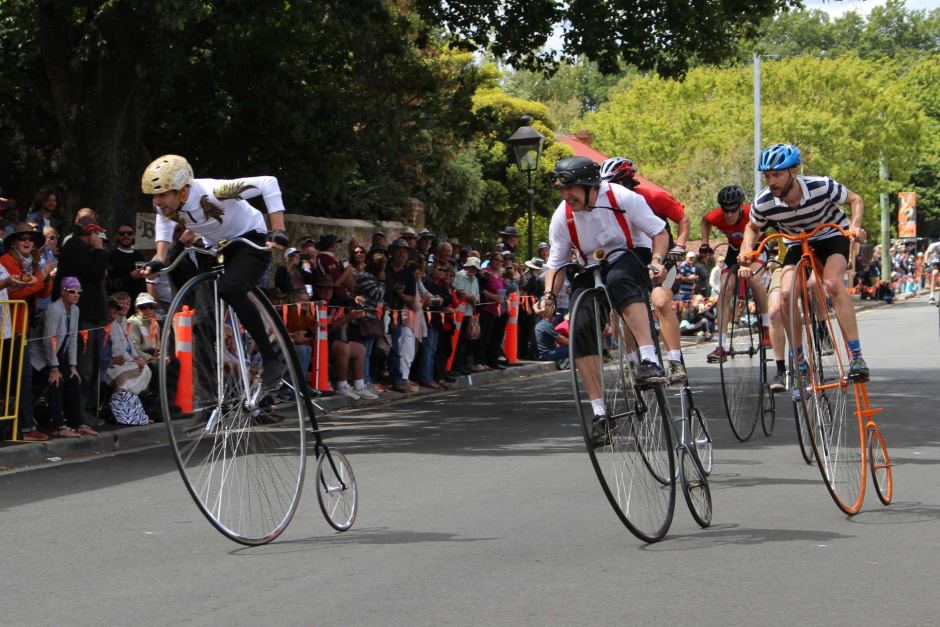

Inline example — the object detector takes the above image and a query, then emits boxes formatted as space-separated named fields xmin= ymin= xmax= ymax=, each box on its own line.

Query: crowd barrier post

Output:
xmin=447 ymin=308 xmax=465 ymax=372
xmin=502 ymin=292 xmax=519 ymax=364
xmin=311 ymin=300 xmax=332 ymax=392
xmin=173 ymin=306 xmax=194 ymax=413
xmin=0 ymin=301 xmax=27 ymax=441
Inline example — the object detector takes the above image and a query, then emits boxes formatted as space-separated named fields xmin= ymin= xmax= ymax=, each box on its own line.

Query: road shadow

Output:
xmin=846 ymin=501 xmax=940 ymax=526
xmin=707 ymin=472 xmax=820 ymax=490
xmin=639 ymin=522 xmax=855 ymax=552
xmin=227 ymin=526 xmax=497 ymax=556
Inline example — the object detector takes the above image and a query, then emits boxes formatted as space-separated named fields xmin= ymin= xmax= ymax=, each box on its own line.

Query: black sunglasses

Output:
xmin=65 ymin=288 xmax=82 ymax=295
xmin=720 ymin=204 xmax=742 ymax=213
xmin=138 ymin=303 xmax=155 ymax=309
xmin=117 ymin=230 xmax=135 ymax=236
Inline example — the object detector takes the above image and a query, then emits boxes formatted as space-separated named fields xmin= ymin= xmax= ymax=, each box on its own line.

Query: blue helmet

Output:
xmin=758 ymin=143 xmax=801 ymax=171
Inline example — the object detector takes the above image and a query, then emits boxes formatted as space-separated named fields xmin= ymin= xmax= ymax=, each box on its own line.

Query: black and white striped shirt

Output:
xmin=751 ymin=175 xmax=850 ymax=242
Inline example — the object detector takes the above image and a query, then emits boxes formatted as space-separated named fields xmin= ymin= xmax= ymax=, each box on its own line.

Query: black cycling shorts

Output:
xmin=570 ymin=252 xmax=650 ymax=359
xmin=783 ymin=235 xmax=850 ymax=267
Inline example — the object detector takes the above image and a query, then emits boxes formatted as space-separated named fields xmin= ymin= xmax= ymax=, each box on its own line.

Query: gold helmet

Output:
xmin=141 ymin=154 xmax=193 ymax=194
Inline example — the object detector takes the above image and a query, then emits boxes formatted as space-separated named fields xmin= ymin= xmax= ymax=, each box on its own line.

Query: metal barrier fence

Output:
xmin=0 ymin=300 xmax=27 ymax=442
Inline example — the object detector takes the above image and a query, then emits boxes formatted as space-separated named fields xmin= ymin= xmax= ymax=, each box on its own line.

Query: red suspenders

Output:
xmin=565 ymin=187 xmax=634 ymax=260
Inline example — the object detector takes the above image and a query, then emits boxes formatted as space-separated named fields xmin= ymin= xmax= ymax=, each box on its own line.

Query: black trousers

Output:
xmin=38 ymin=366 xmax=83 ymax=428
xmin=478 ymin=310 xmax=508 ymax=367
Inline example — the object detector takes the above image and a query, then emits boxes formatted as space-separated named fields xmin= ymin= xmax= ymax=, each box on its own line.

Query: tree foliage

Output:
xmin=583 ymin=55 xmax=927 ymax=240
xmin=501 ymin=58 xmax=626 ymax=133
xmin=414 ymin=0 xmax=794 ymax=77
xmin=747 ymin=0 xmax=940 ymax=60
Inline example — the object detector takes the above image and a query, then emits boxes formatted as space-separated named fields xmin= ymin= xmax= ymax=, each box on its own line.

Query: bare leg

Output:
xmin=768 ymin=286 xmax=786 ymax=362
xmin=651 ymin=286 xmax=680 ymax=352
xmin=823 ymin=254 xmax=859 ymax=343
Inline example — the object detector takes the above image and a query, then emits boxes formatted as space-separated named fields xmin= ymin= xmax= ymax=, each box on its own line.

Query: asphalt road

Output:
xmin=2 ymin=299 xmax=939 ymax=626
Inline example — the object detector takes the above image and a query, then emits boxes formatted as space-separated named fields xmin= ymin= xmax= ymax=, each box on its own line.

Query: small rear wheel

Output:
xmin=317 ymin=449 xmax=358 ymax=531
xmin=719 ymin=275 xmax=761 ymax=442
xmin=679 ymin=448 xmax=712 ymax=528
xmin=760 ymin=381 xmax=776 ymax=437
xmin=868 ymin=428 xmax=893 ymax=505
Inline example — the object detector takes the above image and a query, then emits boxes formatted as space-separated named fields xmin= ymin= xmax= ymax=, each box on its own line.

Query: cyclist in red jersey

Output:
xmin=699 ymin=185 xmax=771 ymax=363
xmin=600 ymin=157 xmax=691 ymax=383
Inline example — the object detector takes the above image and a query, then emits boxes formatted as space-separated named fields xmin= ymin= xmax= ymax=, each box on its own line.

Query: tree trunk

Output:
xmin=37 ymin=0 xmax=152 ymax=229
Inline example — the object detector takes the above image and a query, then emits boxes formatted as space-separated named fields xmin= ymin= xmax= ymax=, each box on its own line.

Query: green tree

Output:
xmin=414 ymin=0 xmax=794 ymax=77
xmin=583 ymin=55 xmax=926 ymax=242
xmin=501 ymin=58 xmax=625 ymax=133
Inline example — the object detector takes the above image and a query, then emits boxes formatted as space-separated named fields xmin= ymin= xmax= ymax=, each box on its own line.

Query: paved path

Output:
xmin=1 ymin=299 xmax=938 ymax=626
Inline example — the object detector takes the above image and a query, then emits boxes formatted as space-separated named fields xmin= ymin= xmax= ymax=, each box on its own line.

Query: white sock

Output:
xmin=761 ymin=313 xmax=770 ymax=326
xmin=591 ymin=399 xmax=606 ymax=416
xmin=717 ymin=332 xmax=727 ymax=348
xmin=337 ymin=381 xmax=350 ymax=391
xmin=639 ymin=345 xmax=660 ymax=365
xmin=354 ymin=379 xmax=365 ymax=391
xmin=668 ymin=349 xmax=682 ymax=363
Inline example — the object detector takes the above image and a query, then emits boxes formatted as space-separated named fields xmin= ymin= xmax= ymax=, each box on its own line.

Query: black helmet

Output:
xmin=717 ymin=185 xmax=746 ymax=208
xmin=549 ymin=157 xmax=601 ymax=188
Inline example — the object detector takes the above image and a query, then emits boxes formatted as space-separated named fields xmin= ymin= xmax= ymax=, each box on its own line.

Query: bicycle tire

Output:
xmin=160 ymin=273 xmax=307 ymax=545
xmin=760 ymin=380 xmax=776 ymax=437
xmin=790 ymin=259 xmax=865 ymax=515
xmin=788 ymin=359 xmax=815 ymax=465
xmin=691 ymin=407 xmax=713 ymax=476
xmin=868 ymin=427 xmax=893 ymax=505
xmin=569 ymin=287 xmax=676 ymax=543
xmin=679 ymin=448 xmax=712 ymax=528
xmin=718 ymin=274 xmax=761 ymax=442
xmin=317 ymin=449 xmax=358 ymax=530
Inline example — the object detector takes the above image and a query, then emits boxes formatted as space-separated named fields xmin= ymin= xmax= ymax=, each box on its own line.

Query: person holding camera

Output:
xmin=107 ymin=222 xmax=147 ymax=302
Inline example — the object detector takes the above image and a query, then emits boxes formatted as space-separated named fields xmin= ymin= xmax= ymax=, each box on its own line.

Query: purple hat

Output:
xmin=61 ymin=276 xmax=81 ymax=291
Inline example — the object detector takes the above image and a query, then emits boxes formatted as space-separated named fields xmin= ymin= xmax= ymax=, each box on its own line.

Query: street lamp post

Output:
xmin=507 ymin=115 xmax=545 ymax=257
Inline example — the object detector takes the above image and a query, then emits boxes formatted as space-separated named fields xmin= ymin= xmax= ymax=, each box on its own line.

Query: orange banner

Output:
xmin=898 ymin=191 xmax=917 ymax=238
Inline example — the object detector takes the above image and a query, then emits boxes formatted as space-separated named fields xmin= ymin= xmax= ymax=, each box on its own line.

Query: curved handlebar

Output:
xmin=743 ymin=223 xmax=856 ymax=263
xmin=154 ymin=236 xmax=272 ymax=275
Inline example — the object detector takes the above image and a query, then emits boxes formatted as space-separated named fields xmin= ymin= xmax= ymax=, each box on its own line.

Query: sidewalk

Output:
xmin=0 ymin=360 xmax=559 ymax=472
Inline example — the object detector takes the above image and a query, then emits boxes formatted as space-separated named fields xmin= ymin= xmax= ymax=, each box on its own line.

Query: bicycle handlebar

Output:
xmin=743 ymin=223 xmax=856 ymax=263
xmin=154 ymin=236 xmax=272 ymax=275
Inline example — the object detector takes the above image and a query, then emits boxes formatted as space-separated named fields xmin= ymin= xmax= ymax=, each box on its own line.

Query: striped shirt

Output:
xmin=751 ymin=175 xmax=850 ymax=242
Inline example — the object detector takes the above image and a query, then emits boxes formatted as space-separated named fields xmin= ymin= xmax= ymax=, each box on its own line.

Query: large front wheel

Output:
xmin=790 ymin=260 xmax=865 ymax=515
xmin=569 ymin=288 xmax=676 ymax=543
xmin=160 ymin=273 xmax=308 ymax=545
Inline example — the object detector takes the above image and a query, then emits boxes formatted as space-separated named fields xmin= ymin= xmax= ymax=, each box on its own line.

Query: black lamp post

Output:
xmin=507 ymin=115 xmax=545 ymax=257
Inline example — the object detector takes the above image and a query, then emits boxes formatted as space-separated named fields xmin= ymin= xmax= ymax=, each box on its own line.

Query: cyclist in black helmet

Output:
xmin=539 ymin=156 xmax=669 ymax=443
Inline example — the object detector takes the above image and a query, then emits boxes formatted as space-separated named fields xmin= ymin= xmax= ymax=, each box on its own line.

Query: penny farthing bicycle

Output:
xmin=157 ymin=237 xmax=358 ymax=545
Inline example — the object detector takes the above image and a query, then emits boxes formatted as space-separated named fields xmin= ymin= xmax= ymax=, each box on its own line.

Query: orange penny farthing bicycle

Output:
xmin=748 ymin=224 xmax=892 ymax=514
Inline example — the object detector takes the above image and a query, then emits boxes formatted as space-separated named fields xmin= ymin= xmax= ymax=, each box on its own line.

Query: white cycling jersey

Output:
xmin=154 ymin=176 xmax=285 ymax=245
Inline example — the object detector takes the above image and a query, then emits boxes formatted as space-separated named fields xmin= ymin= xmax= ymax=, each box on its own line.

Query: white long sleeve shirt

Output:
xmin=154 ymin=176 xmax=285 ymax=245
xmin=545 ymin=181 xmax=666 ymax=270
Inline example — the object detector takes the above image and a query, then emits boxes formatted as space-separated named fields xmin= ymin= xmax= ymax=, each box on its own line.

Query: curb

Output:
xmin=0 ymin=361 xmax=559 ymax=472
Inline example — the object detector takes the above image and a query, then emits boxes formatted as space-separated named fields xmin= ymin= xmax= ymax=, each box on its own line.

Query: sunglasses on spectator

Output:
xmin=65 ymin=289 xmax=82 ymax=295
xmin=138 ymin=304 xmax=155 ymax=309
xmin=16 ymin=235 xmax=35 ymax=243
xmin=117 ymin=230 xmax=134 ymax=236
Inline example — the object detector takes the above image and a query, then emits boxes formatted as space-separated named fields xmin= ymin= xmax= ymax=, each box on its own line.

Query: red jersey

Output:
xmin=632 ymin=184 xmax=686 ymax=225
xmin=704 ymin=204 xmax=751 ymax=249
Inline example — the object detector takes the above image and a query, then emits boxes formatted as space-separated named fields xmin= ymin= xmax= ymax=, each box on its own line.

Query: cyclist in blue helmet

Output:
xmin=739 ymin=143 xmax=870 ymax=384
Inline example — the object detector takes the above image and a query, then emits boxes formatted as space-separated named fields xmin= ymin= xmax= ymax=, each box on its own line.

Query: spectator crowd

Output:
xmin=4 ymin=185 xmax=899 ymax=444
